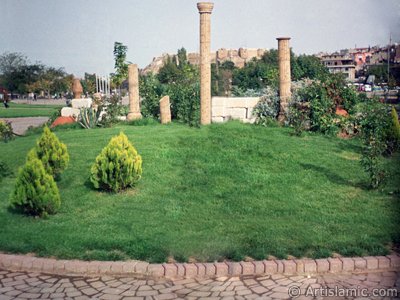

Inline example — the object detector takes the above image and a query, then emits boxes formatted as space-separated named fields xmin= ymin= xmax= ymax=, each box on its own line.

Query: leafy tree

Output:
xmin=157 ymin=55 xmax=181 ymax=84
xmin=111 ymin=42 xmax=129 ymax=88
xmin=81 ymin=73 xmax=96 ymax=94
xmin=0 ymin=52 xmax=27 ymax=75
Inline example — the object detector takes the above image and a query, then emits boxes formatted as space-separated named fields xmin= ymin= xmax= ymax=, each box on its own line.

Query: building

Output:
xmin=141 ymin=48 xmax=267 ymax=75
xmin=320 ymin=53 xmax=356 ymax=81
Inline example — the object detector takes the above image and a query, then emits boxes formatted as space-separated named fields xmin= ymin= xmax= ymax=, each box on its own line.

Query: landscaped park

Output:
xmin=1 ymin=2 xmax=400 ymax=277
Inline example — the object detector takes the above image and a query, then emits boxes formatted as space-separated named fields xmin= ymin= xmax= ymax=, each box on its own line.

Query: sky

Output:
xmin=1 ymin=0 xmax=399 ymax=77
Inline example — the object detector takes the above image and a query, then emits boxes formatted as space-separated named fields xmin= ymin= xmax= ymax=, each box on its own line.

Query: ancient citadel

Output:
xmin=141 ymin=47 xmax=268 ymax=75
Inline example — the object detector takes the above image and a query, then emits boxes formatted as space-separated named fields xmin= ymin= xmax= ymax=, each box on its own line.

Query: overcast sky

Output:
xmin=1 ymin=0 xmax=399 ymax=77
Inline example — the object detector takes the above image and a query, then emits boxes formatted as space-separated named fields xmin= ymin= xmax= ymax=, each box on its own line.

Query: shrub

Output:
xmin=252 ymin=87 xmax=280 ymax=126
xmin=358 ymin=100 xmax=390 ymax=188
xmin=79 ymin=107 xmax=102 ymax=129
xmin=94 ymin=94 xmax=125 ymax=128
xmin=28 ymin=126 xmax=69 ymax=179
xmin=385 ymin=107 xmax=400 ymax=154
xmin=0 ymin=160 xmax=13 ymax=182
xmin=10 ymin=157 xmax=61 ymax=216
xmin=0 ymin=120 xmax=14 ymax=142
xmin=90 ymin=132 xmax=142 ymax=192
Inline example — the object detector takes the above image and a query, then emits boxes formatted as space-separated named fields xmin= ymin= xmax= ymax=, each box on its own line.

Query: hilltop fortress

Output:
xmin=141 ymin=48 xmax=267 ymax=75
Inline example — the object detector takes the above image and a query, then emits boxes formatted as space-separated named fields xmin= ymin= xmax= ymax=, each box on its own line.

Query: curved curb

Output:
xmin=0 ymin=253 xmax=399 ymax=279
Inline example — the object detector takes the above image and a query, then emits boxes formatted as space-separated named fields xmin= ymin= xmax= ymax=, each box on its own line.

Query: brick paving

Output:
xmin=0 ymin=269 xmax=398 ymax=300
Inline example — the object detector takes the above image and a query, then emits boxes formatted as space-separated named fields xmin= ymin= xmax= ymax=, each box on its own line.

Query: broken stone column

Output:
xmin=197 ymin=2 xmax=214 ymax=125
xmin=127 ymin=64 xmax=142 ymax=121
xmin=159 ymin=96 xmax=171 ymax=124
xmin=277 ymin=37 xmax=291 ymax=123
xmin=72 ymin=78 xmax=83 ymax=99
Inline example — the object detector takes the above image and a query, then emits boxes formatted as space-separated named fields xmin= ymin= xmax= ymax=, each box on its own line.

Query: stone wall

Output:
xmin=141 ymin=48 xmax=267 ymax=75
xmin=211 ymin=97 xmax=260 ymax=123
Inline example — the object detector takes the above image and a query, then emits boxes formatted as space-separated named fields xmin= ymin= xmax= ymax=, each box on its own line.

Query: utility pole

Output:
xmin=387 ymin=33 xmax=391 ymax=86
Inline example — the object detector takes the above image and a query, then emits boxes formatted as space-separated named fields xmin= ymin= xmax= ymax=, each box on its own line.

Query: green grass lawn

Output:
xmin=0 ymin=121 xmax=399 ymax=263
xmin=0 ymin=103 xmax=63 ymax=118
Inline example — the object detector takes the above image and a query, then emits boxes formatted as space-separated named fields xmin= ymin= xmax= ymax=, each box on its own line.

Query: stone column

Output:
xmin=159 ymin=96 xmax=171 ymax=124
xmin=277 ymin=37 xmax=291 ymax=123
xmin=72 ymin=78 xmax=83 ymax=99
xmin=197 ymin=2 xmax=214 ymax=125
xmin=127 ymin=64 xmax=142 ymax=121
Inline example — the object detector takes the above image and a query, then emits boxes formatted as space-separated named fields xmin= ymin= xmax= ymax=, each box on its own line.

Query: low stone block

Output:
xmin=122 ymin=261 xmax=137 ymax=273
xmin=148 ymin=264 xmax=164 ymax=277
xmin=110 ymin=262 xmax=124 ymax=274
xmin=211 ymin=117 xmax=225 ymax=123
xmin=21 ymin=257 xmax=37 ymax=270
xmin=10 ymin=256 xmax=24 ymax=270
xmin=214 ymin=262 xmax=229 ymax=276
xmin=263 ymin=260 xmax=278 ymax=274
xmin=376 ymin=256 xmax=390 ymax=269
xmin=176 ymin=264 xmax=185 ymax=277
xmin=98 ymin=262 xmax=112 ymax=274
xmin=87 ymin=261 xmax=101 ymax=274
xmin=252 ymin=261 xmax=265 ymax=275
xmin=315 ymin=259 xmax=329 ymax=273
xmin=226 ymin=107 xmax=247 ymax=119
xmin=31 ymin=258 xmax=46 ymax=272
xmin=294 ymin=260 xmax=305 ymax=273
xmin=353 ymin=257 xmax=367 ymax=270
xmin=304 ymin=260 xmax=317 ymax=273
xmin=61 ymin=107 xmax=80 ymax=118
xmin=42 ymin=259 xmax=57 ymax=273
xmin=275 ymin=260 xmax=284 ymax=273
xmin=195 ymin=263 xmax=206 ymax=277
xmin=228 ymin=262 xmax=242 ymax=276
xmin=364 ymin=256 xmax=378 ymax=270
xmin=240 ymin=262 xmax=255 ymax=275
xmin=204 ymin=263 xmax=216 ymax=276
xmin=135 ymin=261 xmax=149 ymax=274
xmin=387 ymin=254 xmax=400 ymax=268
xmin=282 ymin=260 xmax=296 ymax=274
xmin=53 ymin=260 xmax=67 ymax=274
xmin=183 ymin=263 xmax=197 ymax=278
xmin=327 ymin=258 xmax=342 ymax=273
xmin=65 ymin=260 xmax=88 ymax=274
xmin=340 ymin=258 xmax=355 ymax=272
xmin=212 ymin=97 xmax=227 ymax=107
xmin=71 ymin=98 xmax=92 ymax=109
xmin=226 ymin=97 xmax=260 ymax=108
xmin=212 ymin=106 xmax=225 ymax=117
xmin=163 ymin=264 xmax=178 ymax=278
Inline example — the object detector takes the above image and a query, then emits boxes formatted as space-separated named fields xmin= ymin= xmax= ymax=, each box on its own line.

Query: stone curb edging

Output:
xmin=0 ymin=253 xmax=399 ymax=279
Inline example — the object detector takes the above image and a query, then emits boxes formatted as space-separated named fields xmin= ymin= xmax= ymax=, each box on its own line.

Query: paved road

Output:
xmin=0 ymin=269 xmax=398 ymax=299
xmin=0 ymin=117 xmax=49 ymax=135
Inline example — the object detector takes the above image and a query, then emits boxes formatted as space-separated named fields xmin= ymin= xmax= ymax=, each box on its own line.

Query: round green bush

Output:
xmin=28 ymin=126 xmax=69 ymax=179
xmin=10 ymin=157 xmax=61 ymax=216
xmin=90 ymin=132 xmax=142 ymax=192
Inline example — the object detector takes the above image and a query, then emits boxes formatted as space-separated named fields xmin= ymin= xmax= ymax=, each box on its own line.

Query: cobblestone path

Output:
xmin=0 ymin=269 xmax=398 ymax=299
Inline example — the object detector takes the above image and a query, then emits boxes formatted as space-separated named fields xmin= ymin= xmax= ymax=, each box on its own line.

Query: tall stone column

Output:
xmin=197 ymin=2 xmax=214 ymax=125
xmin=127 ymin=64 xmax=142 ymax=121
xmin=277 ymin=37 xmax=291 ymax=123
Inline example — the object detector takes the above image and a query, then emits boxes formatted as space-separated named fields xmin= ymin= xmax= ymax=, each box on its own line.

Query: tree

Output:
xmin=0 ymin=52 xmax=27 ymax=75
xmin=111 ymin=42 xmax=129 ymax=89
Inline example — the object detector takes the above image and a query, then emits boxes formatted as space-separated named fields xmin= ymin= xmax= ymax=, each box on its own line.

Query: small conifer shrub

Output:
xmin=90 ymin=132 xmax=142 ymax=192
xmin=29 ymin=126 xmax=69 ymax=179
xmin=10 ymin=157 xmax=61 ymax=216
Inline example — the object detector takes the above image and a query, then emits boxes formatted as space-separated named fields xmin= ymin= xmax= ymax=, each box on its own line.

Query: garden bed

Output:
xmin=0 ymin=122 xmax=399 ymax=263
